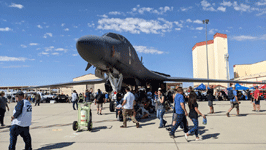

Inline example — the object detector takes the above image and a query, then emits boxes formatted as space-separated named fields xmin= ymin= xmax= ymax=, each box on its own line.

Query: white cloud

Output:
xmin=98 ymin=14 xmax=108 ymax=18
xmin=55 ymin=48 xmax=67 ymax=52
xmin=134 ymin=46 xmax=165 ymax=54
xmin=256 ymin=10 xmax=266 ymax=16
xmin=193 ymin=36 xmax=197 ymax=38
xmin=0 ymin=27 xmax=12 ymax=31
xmin=72 ymin=54 xmax=78 ymax=56
xmin=193 ymin=19 xmax=202 ymax=24
xmin=180 ymin=6 xmax=193 ymax=11
xmin=231 ymin=35 xmax=258 ymax=41
xmin=256 ymin=1 xmax=266 ymax=6
xmin=36 ymin=48 xmax=41 ymax=50
xmin=0 ymin=56 xmax=29 ymax=61
xmin=37 ymin=25 xmax=43 ymax=29
xmin=64 ymin=28 xmax=69 ymax=31
xmin=217 ymin=6 xmax=226 ymax=12
xmin=109 ymin=11 xmax=125 ymax=15
xmin=2 ymin=65 xmax=29 ymax=68
xmin=46 ymin=26 xmax=49 ymax=28
xmin=29 ymin=43 xmax=38 ymax=46
xmin=174 ymin=21 xmax=183 ymax=28
xmin=52 ymin=52 xmax=59 ymax=55
xmin=43 ymin=33 xmax=53 ymax=38
xmin=175 ymin=28 xmax=181 ymax=31
xmin=21 ymin=44 xmax=27 ymax=48
xmin=73 ymin=26 xmax=78 ymax=28
xmin=186 ymin=19 xmax=192 ymax=23
xmin=209 ymin=28 xmax=219 ymax=34
xmin=39 ymin=52 xmax=49 ymax=55
xmin=196 ymin=27 xmax=204 ymax=30
xmin=9 ymin=3 xmax=24 ymax=9
xmin=44 ymin=46 xmax=54 ymax=52
xmin=97 ymin=17 xmax=173 ymax=34
xmin=87 ymin=23 xmax=95 ymax=28
xmin=233 ymin=2 xmax=250 ymax=12
xmin=220 ymin=1 xmax=233 ymax=7
xmin=61 ymin=23 xmax=65 ymax=27
xmin=129 ymin=5 xmax=174 ymax=15
xmin=239 ymin=27 xmax=242 ymax=29
xmin=231 ymin=34 xmax=266 ymax=41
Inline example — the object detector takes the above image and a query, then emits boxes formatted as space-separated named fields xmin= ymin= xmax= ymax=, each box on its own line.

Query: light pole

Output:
xmin=224 ymin=53 xmax=230 ymax=88
xmin=203 ymin=19 xmax=209 ymax=86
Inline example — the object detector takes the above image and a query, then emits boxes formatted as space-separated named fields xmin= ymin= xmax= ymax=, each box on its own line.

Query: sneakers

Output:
xmin=226 ymin=112 xmax=230 ymax=117
xmin=136 ymin=123 xmax=140 ymax=128
xmin=196 ymin=137 xmax=202 ymax=141
xmin=184 ymin=133 xmax=188 ymax=142
xmin=158 ymin=126 xmax=164 ymax=129
xmin=163 ymin=121 xmax=167 ymax=127
xmin=169 ymin=133 xmax=175 ymax=138
xmin=1 ymin=124 xmax=5 ymax=127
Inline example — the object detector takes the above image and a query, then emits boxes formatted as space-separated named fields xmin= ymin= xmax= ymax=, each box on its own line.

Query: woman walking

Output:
xmin=185 ymin=94 xmax=205 ymax=141
xmin=157 ymin=89 xmax=167 ymax=128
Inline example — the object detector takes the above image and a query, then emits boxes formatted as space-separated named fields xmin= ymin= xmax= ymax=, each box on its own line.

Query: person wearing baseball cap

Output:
xmin=0 ymin=91 xmax=9 ymax=126
xmin=9 ymin=91 xmax=32 ymax=150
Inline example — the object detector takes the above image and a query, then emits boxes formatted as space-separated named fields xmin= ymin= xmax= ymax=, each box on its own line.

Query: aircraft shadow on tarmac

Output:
xmin=36 ymin=142 xmax=75 ymax=150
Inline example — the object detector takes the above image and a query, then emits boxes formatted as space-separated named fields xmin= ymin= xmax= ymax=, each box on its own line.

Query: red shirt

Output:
xmin=254 ymin=89 xmax=260 ymax=99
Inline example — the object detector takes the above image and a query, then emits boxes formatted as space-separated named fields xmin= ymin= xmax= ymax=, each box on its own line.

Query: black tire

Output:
xmin=88 ymin=110 xmax=92 ymax=131
xmin=110 ymin=101 xmax=115 ymax=112
xmin=73 ymin=121 xmax=78 ymax=131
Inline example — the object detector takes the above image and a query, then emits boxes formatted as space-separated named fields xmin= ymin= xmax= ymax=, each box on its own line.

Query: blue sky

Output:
xmin=0 ymin=0 xmax=266 ymax=87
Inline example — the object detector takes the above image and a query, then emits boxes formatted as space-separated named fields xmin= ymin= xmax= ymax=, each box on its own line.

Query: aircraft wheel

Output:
xmin=110 ymin=101 xmax=115 ymax=112
xmin=73 ymin=121 xmax=78 ymax=131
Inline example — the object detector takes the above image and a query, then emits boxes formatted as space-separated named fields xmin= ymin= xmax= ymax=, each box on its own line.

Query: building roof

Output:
xmin=234 ymin=60 xmax=266 ymax=67
xmin=192 ymin=33 xmax=227 ymax=51
xmin=73 ymin=73 xmax=94 ymax=79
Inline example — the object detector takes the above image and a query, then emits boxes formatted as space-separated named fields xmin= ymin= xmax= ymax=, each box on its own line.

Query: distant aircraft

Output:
xmin=31 ymin=32 xmax=264 ymax=92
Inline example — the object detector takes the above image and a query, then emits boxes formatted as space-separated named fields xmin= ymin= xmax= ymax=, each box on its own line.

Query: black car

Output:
xmin=56 ymin=94 xmax=69 ymax=103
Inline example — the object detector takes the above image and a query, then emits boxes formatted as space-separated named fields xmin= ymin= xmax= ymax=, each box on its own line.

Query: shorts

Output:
xmin=208 ymin=100 xmax=213 ymax=107
xmin=230 ymin=102 xmax=239 ymax=109
xmin=255 ymin=100 xmax=260 ymax=105
xmin=97 ymin=103 xmax=103 ymax=109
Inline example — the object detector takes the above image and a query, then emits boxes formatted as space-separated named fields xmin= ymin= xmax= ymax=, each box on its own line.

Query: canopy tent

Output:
xmin=195 ymin=83 xmax=206 ymax=91
xmin=235 ymin=83 xmax=249 ymax=90
xmin=259 ymin=84 xmax=266 ymax=89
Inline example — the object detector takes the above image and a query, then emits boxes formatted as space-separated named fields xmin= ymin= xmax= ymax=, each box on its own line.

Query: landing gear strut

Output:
xmin=107 ymin=72 xmax=123 ymax=112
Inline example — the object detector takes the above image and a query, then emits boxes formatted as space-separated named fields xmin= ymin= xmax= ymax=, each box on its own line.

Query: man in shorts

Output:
xmin=226 ymin=85 xmax=240 ymax=117
xmin=253 ymin=86 xmax=260 ymax=112
xmin=94 ymin=89 xmax=105 ymax=115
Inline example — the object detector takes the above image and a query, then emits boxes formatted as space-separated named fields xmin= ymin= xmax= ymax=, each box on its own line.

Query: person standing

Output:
xmin=9 ymin=91 xmax=32 ymax=150
xmin=253 ymin=87 xmax=260 ymax=112
xmin=185 ymin=93 xmax=205 ymax=141
xmin=0 ymin=91 xmax=10 ymax=126
xmin=169 ymin=87 xmax=188 ymax=139
xmin=120 ymin=87 xmax=139 ymax=128
xmin=94 ymin=89 xmax=105 ymax=115
xmin=72 ymin=90 xmax=78 ymax=110
xmin=157 ymin=89 xmax=167 ymax=128
xmin=35 ymin=92 xmax=41 ymax=106
xmin=226 ymin=85 xmax=240 ymax=117
xmin=206 ymin=85 xmax=214 ymax=114
xmin=85 ymin=89 xmax=91 ymax=102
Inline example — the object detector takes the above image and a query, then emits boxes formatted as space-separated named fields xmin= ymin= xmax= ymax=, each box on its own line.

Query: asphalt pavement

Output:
xmin=0 ymin=100 xmax=266 ymax=150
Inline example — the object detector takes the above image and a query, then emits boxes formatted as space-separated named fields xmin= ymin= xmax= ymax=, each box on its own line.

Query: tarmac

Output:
xmin=0 ymin=100 xmax=266 ymax=150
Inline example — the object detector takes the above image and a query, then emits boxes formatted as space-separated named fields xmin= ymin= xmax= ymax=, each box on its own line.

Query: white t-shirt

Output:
xmin=12 ymin=100 xmax=32 ymax=127
xmin=72 ymin=93 xmax=78 ymax=102
xmin=123 ymin=91 xmax=135 ymax=109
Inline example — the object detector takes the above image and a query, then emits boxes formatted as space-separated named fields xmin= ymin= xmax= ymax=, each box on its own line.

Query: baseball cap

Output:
xmin=158 ymin=88 xmax=162 ymax=91
xmin=16 ymin=91 xmax=24 ymax=96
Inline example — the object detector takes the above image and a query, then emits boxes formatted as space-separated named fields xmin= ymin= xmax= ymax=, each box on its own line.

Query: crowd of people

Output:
xmin=0 ymin=83 xmax=264 ymax=149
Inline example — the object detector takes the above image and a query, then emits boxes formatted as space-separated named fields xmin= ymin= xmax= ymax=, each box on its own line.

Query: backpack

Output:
xmin=228 ymin=90 xmax=234 ymax=100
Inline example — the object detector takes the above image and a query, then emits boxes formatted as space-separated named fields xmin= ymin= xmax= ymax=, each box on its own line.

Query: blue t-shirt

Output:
xmin=174 ymin=93 xmax=185 ymax=115
xmin=230 ymin=90 xmax=237 ymax=102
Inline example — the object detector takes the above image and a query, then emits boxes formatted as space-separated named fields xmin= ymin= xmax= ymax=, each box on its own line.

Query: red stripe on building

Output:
xmin=192 ymin=33 xmax=227 ymax=51
xmin=192 ymin=40 xmax=214 ymax=51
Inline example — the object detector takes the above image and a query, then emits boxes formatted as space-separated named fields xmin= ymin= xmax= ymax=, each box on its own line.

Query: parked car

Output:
xmin=56 ymin=94 xmax=69 ymax=103
xmin=41 ymin=93 xmax=57 ymax=103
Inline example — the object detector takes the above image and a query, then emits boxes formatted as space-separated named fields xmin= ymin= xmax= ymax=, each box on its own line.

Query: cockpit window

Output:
xmin=104 ymin=33 xmax=124 ymax=42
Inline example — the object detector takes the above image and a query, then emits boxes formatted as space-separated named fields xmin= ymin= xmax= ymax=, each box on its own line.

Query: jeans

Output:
xmin=157 ymin=109 xmax=166 ymax=127
xmin=188 ymin=118 xmax=199 ymax=137
xmin=170 ymin=114 xmax=188 ymax=135
xmin=9 ymin=125 xmax=32 ymax=150
xmin=72 ymin=101 xmax=78 ymax=110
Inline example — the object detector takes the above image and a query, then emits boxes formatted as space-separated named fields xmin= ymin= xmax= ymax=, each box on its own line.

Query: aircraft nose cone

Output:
xmin=76 ymin=35 xmax=104 ymax=64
